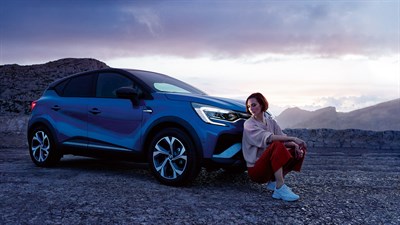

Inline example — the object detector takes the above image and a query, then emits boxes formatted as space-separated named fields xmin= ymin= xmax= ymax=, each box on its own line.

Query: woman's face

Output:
xmin=247 ymin=98 xmax=263 ymax=117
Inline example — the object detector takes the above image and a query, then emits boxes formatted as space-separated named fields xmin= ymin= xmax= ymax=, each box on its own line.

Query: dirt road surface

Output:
xmin=1 ymin=147 xmax=399 ymax=224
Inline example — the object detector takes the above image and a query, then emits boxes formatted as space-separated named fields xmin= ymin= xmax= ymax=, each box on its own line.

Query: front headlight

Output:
xmin=192 ymin=103 xmax=249 ymax=126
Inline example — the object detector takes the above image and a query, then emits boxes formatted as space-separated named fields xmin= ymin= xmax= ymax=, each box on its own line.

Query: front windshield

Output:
xmin=129 ymin=70 xmax=207 ymax=95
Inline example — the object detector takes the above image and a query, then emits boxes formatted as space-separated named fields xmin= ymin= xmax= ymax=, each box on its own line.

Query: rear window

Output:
xmin=54 ymin=74 xmax=95 ymax=97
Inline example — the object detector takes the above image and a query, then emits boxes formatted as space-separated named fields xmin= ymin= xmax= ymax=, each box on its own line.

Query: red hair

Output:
xmin=245 ymin=92 xmax=269 ymax=114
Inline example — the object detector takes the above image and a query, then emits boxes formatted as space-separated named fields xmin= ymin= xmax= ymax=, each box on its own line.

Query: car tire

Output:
xmin=28 ymin=126 xmax=61 ymax=167
xmin=148 ymin=128 xmax=201 ymax=186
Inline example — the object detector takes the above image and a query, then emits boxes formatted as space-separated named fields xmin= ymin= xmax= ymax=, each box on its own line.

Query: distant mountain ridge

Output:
xmin=0 ymin=58 xmax=109 ymax=114
xmin=276 ymin=99 xmax=400 ymax=131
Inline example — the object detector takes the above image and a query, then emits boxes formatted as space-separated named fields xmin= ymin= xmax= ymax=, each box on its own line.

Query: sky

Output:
xmin=1 ymin=0 xmax=399 ymax=115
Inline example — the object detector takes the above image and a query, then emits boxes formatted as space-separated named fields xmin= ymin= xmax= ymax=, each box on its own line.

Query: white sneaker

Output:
xmin=265 ymin=181 xmax=276 ymax=191
xmin=272 ymin=184 xmax=300 ymax=201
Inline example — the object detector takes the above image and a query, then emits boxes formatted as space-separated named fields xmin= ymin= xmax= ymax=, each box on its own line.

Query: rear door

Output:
xmin=51 ymin=73 xmax=96 ymax=149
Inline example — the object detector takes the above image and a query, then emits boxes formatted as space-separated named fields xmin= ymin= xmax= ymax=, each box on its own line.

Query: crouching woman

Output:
xmin=242 ymin=92 xmax=307 ymax=201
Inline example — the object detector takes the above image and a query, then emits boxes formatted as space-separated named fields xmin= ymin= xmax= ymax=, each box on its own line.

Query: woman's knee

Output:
xmin=270 ymin=141 xmax=285 ymax=148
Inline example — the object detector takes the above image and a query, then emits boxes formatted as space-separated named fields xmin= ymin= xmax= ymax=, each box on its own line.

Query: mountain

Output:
xmin=0 ymin=58 xmax=109 ymax=115
xmin=276 ymin=99 xmax=400 ymax=131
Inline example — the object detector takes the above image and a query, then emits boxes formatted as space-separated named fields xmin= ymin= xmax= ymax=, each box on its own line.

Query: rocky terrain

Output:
xmin=285 ymin=128 xmax=400 ymax=150
xmin=1 ymin=145 xmax=399 ymax=224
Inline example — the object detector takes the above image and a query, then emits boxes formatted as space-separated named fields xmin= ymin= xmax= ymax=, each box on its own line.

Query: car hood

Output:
xmin=164 ymin=93 xmax=247 ymax=112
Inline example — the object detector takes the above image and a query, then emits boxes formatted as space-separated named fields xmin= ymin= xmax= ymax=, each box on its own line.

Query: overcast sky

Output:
xmin=1 ymin=0 xmax=399 ymax=115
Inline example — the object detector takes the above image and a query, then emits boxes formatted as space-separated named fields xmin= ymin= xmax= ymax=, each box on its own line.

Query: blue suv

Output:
xmin=28 ymin=68 xmax=250 ymax=186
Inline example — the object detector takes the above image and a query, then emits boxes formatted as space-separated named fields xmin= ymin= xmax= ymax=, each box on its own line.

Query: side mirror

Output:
xmin=116 ymin=87 xmax=140 ymax=106
xmin=116 ymin=87 xmax=138 ymax=98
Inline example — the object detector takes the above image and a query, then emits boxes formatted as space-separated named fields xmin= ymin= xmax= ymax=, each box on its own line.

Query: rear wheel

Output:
xmin=28 ymin=126 xmax=61 ymax=167
xmin=148 ymin=128 xmax=201 ymax=186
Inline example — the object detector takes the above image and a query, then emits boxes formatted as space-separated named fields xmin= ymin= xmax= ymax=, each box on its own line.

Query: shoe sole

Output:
xmin=272 ymin=194 xmax=299 ymax=202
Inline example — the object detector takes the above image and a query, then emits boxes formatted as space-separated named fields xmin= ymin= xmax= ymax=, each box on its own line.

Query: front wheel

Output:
xmin=147 ymin=128 xmax=201 ymax=186
xmin=28 ymin=126 xmax=61 ymax=167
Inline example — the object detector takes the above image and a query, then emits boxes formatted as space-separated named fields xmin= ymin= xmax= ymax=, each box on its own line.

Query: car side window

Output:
xmin=57 ymin=74 xmax=95 ymax=97
xmin=96 ymin=72 xmax=142 ymax=98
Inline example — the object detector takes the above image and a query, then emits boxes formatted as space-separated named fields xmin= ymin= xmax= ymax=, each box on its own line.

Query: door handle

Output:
xmin=89 ymin=108 xmax=101 ymax=115
xmin=143 ymin=106 xmax=152 ymax=113
xmin=51 ymin=105 xmax=61 ymax=111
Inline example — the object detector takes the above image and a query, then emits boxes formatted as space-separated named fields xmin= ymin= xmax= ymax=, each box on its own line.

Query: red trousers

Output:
xmin=247 ymin=141 xmax=306 ymax=184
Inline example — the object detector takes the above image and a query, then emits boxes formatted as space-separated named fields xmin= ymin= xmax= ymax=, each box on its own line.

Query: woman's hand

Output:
xmin=294 ymin=145 xmax=304 ymax=159
xmin=293 ymin=137 xmax=307 ymax=148
xmin=280 ymin=135 xmax=307 ymax=159
xmin=292 ymin=137 xmax=306 ymax=159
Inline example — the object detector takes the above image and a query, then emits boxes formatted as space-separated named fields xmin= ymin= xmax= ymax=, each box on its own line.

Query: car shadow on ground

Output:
xmin=54 ymin=156 xmax=150 ymax=177
xmin=53 ymin=155 xmax=254 ymax=188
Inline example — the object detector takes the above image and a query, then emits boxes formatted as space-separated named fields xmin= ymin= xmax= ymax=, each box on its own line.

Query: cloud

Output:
xmin=0 ymin=0 xmax=399 ymax=64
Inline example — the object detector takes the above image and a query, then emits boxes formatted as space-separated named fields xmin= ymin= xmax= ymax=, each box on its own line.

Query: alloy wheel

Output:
xmin=152 ymin=136 xmax=188 ymax=180
xmin=31 ymin=130 xmax=51 ymax=163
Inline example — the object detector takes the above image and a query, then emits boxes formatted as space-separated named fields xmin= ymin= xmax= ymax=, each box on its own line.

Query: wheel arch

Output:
xmin=27 ymin=118 xmax=59 ymax=146
xmin=143 ymin=116 xmax=204 ymax=160
xmin=27 ymin=118 xmax=62 ymax=167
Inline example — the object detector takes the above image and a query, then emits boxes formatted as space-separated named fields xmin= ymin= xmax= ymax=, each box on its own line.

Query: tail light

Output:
xmin=30 ymin=100 xmax=37 ymax=112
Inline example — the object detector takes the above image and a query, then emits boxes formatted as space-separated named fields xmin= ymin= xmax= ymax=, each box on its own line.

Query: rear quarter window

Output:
xmin=54 ymin=74 xmax=95 ymax=97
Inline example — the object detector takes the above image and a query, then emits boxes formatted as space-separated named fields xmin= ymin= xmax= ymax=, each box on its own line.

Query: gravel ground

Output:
xmin=1 ymin=146 xmax=399 ymax=224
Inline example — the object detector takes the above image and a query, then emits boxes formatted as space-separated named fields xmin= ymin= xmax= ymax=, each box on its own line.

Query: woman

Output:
xmin=242 ymin=92 xmax=307 ymax=201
